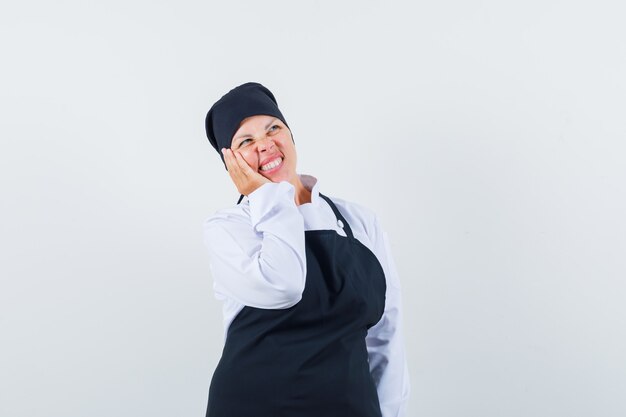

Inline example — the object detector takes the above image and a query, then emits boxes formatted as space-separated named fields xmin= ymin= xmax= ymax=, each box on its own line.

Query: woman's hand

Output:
xmin=222 ymin=148 xmax=271 ymax=196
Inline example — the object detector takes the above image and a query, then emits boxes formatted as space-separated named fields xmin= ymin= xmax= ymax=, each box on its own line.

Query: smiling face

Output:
xmin=230 ymin=114 xmax=297 ymax=184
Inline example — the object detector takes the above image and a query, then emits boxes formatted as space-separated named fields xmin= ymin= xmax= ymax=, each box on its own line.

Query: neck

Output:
xmin=291 ymin=175 xmax=311 ymax=206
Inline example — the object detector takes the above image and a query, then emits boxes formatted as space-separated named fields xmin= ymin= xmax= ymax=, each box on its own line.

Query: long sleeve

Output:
xmin=203 ymin=181 xmax=307 ymax=309
xmin=365 ymin=215 xmax=411 ymax=417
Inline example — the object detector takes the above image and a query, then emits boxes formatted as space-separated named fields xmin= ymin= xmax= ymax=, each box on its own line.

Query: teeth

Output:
xmin=260 ymin=157 xmax=282 ymax=171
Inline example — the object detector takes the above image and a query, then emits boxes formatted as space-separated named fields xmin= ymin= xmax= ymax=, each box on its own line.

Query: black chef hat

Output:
xmin=205 ymin=82 xmax=291 ymax=168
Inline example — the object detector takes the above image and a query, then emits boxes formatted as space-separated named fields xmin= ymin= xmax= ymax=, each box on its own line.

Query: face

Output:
xmin=230 ymin=114 xmax=297 ymax=183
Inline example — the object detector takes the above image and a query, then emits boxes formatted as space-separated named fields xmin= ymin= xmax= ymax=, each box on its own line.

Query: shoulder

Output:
xmin=202 ymin=203 xmax=254 ymax=238
xmin=324 ymin=195 xmax=381 ymax=243
xmin=327 ymin=195 xmax=376 ymax=221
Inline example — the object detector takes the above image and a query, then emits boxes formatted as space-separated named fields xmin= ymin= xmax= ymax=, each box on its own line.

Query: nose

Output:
xmin=257 ymin=136 xmax=275 ymax=152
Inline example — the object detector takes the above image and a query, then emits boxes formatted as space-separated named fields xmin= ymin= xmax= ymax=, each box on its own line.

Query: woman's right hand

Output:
xmin=222 ymin=148 xmax=271 ymax=196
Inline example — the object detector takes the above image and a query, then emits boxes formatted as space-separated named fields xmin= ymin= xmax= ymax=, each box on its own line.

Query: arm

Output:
xmin=366 ymin=215 xmax=411 ymax=417
xmin=203 ymin=181 xmax=307 ymax=309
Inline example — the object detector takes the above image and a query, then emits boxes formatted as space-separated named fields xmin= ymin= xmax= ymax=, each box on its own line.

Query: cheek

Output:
xmin=282 ymin=137 xmax=296 ymax=158
xmin=277 ymin=136 xmax=293 ymax=152
xmin=240 ymin=150 xmax=257 ymax=169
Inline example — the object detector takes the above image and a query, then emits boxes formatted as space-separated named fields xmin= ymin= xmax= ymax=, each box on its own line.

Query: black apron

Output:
xmin=206 ymin=193 xmax=386 ymax=417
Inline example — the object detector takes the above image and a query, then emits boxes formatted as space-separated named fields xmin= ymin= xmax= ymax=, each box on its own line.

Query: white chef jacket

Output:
xmin=203 ymin=174 xmax=410 ymax=417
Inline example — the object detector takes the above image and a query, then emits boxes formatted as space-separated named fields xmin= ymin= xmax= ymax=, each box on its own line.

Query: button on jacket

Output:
xmin=203 ymin=174 xmax=410 ymax=417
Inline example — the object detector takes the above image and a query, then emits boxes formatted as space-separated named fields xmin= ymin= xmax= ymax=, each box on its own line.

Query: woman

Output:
xmin=203 ymin=82 xmax=410 ymax=417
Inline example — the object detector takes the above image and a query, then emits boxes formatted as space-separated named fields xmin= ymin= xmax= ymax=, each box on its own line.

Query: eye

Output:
xmin=268 ymin=124 xmax=280 ymax=132
xmin=238 ymin=138 xmax=252 ymax=148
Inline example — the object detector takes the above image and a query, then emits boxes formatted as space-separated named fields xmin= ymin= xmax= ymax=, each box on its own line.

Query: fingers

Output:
xmin=222 ymin=148 xmax=255 ymax=177
xmin=221 ymin=148 xmax=234 ymax=170
xmin=232 ymin=149 xmax=255 ymax=175
xmin=222 ymin=148 xmax=250 ymax=176
xmin=221 ymin=148 xmax=267 ymax=195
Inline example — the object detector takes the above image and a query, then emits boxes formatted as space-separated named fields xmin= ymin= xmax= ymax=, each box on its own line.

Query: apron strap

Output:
xmin=318 ymin=193 xmax=354 ymax=239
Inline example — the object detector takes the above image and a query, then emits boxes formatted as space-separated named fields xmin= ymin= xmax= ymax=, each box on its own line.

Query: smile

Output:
xmin=259 ymin=157 xmax=283 ymax=172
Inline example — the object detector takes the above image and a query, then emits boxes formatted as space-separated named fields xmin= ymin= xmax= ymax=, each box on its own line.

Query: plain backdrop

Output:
xmin=1 ymin=1 xmax=625 ymax=416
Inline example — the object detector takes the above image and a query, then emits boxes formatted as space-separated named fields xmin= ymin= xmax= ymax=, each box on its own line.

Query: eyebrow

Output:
xmin=233 ymin=118 xmax=278 ymax=142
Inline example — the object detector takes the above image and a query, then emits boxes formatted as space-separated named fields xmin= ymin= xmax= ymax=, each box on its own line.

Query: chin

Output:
xmin=259 ymin=167 xmax=284 ymax=181
xmin=273 ymin=174 xmax=291 ymax=184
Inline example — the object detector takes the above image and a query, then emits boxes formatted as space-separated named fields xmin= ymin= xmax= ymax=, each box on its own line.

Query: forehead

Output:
xmin=232 ymin=115 xmax=282 ymax=144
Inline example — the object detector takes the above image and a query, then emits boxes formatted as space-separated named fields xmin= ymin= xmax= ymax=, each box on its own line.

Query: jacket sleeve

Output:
xmin=365 ymin=215 xmax=411 ymax=417
xmin=203 ymin=181 xmax=307 ymax=309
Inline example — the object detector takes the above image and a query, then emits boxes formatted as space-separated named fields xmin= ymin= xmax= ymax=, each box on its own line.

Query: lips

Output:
xmin=259 ymin=153 xmax=283 ymax=166
xmin=259 ymin=156 xmax=283 ymax=172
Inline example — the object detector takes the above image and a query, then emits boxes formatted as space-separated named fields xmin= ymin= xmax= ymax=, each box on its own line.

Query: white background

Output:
xmin=1 ymin=1 xmax=625 ymax=416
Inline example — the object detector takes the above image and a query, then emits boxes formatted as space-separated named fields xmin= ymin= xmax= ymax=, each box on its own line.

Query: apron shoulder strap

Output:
xmin=318 ymin=193 xmax=354 ymax=239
